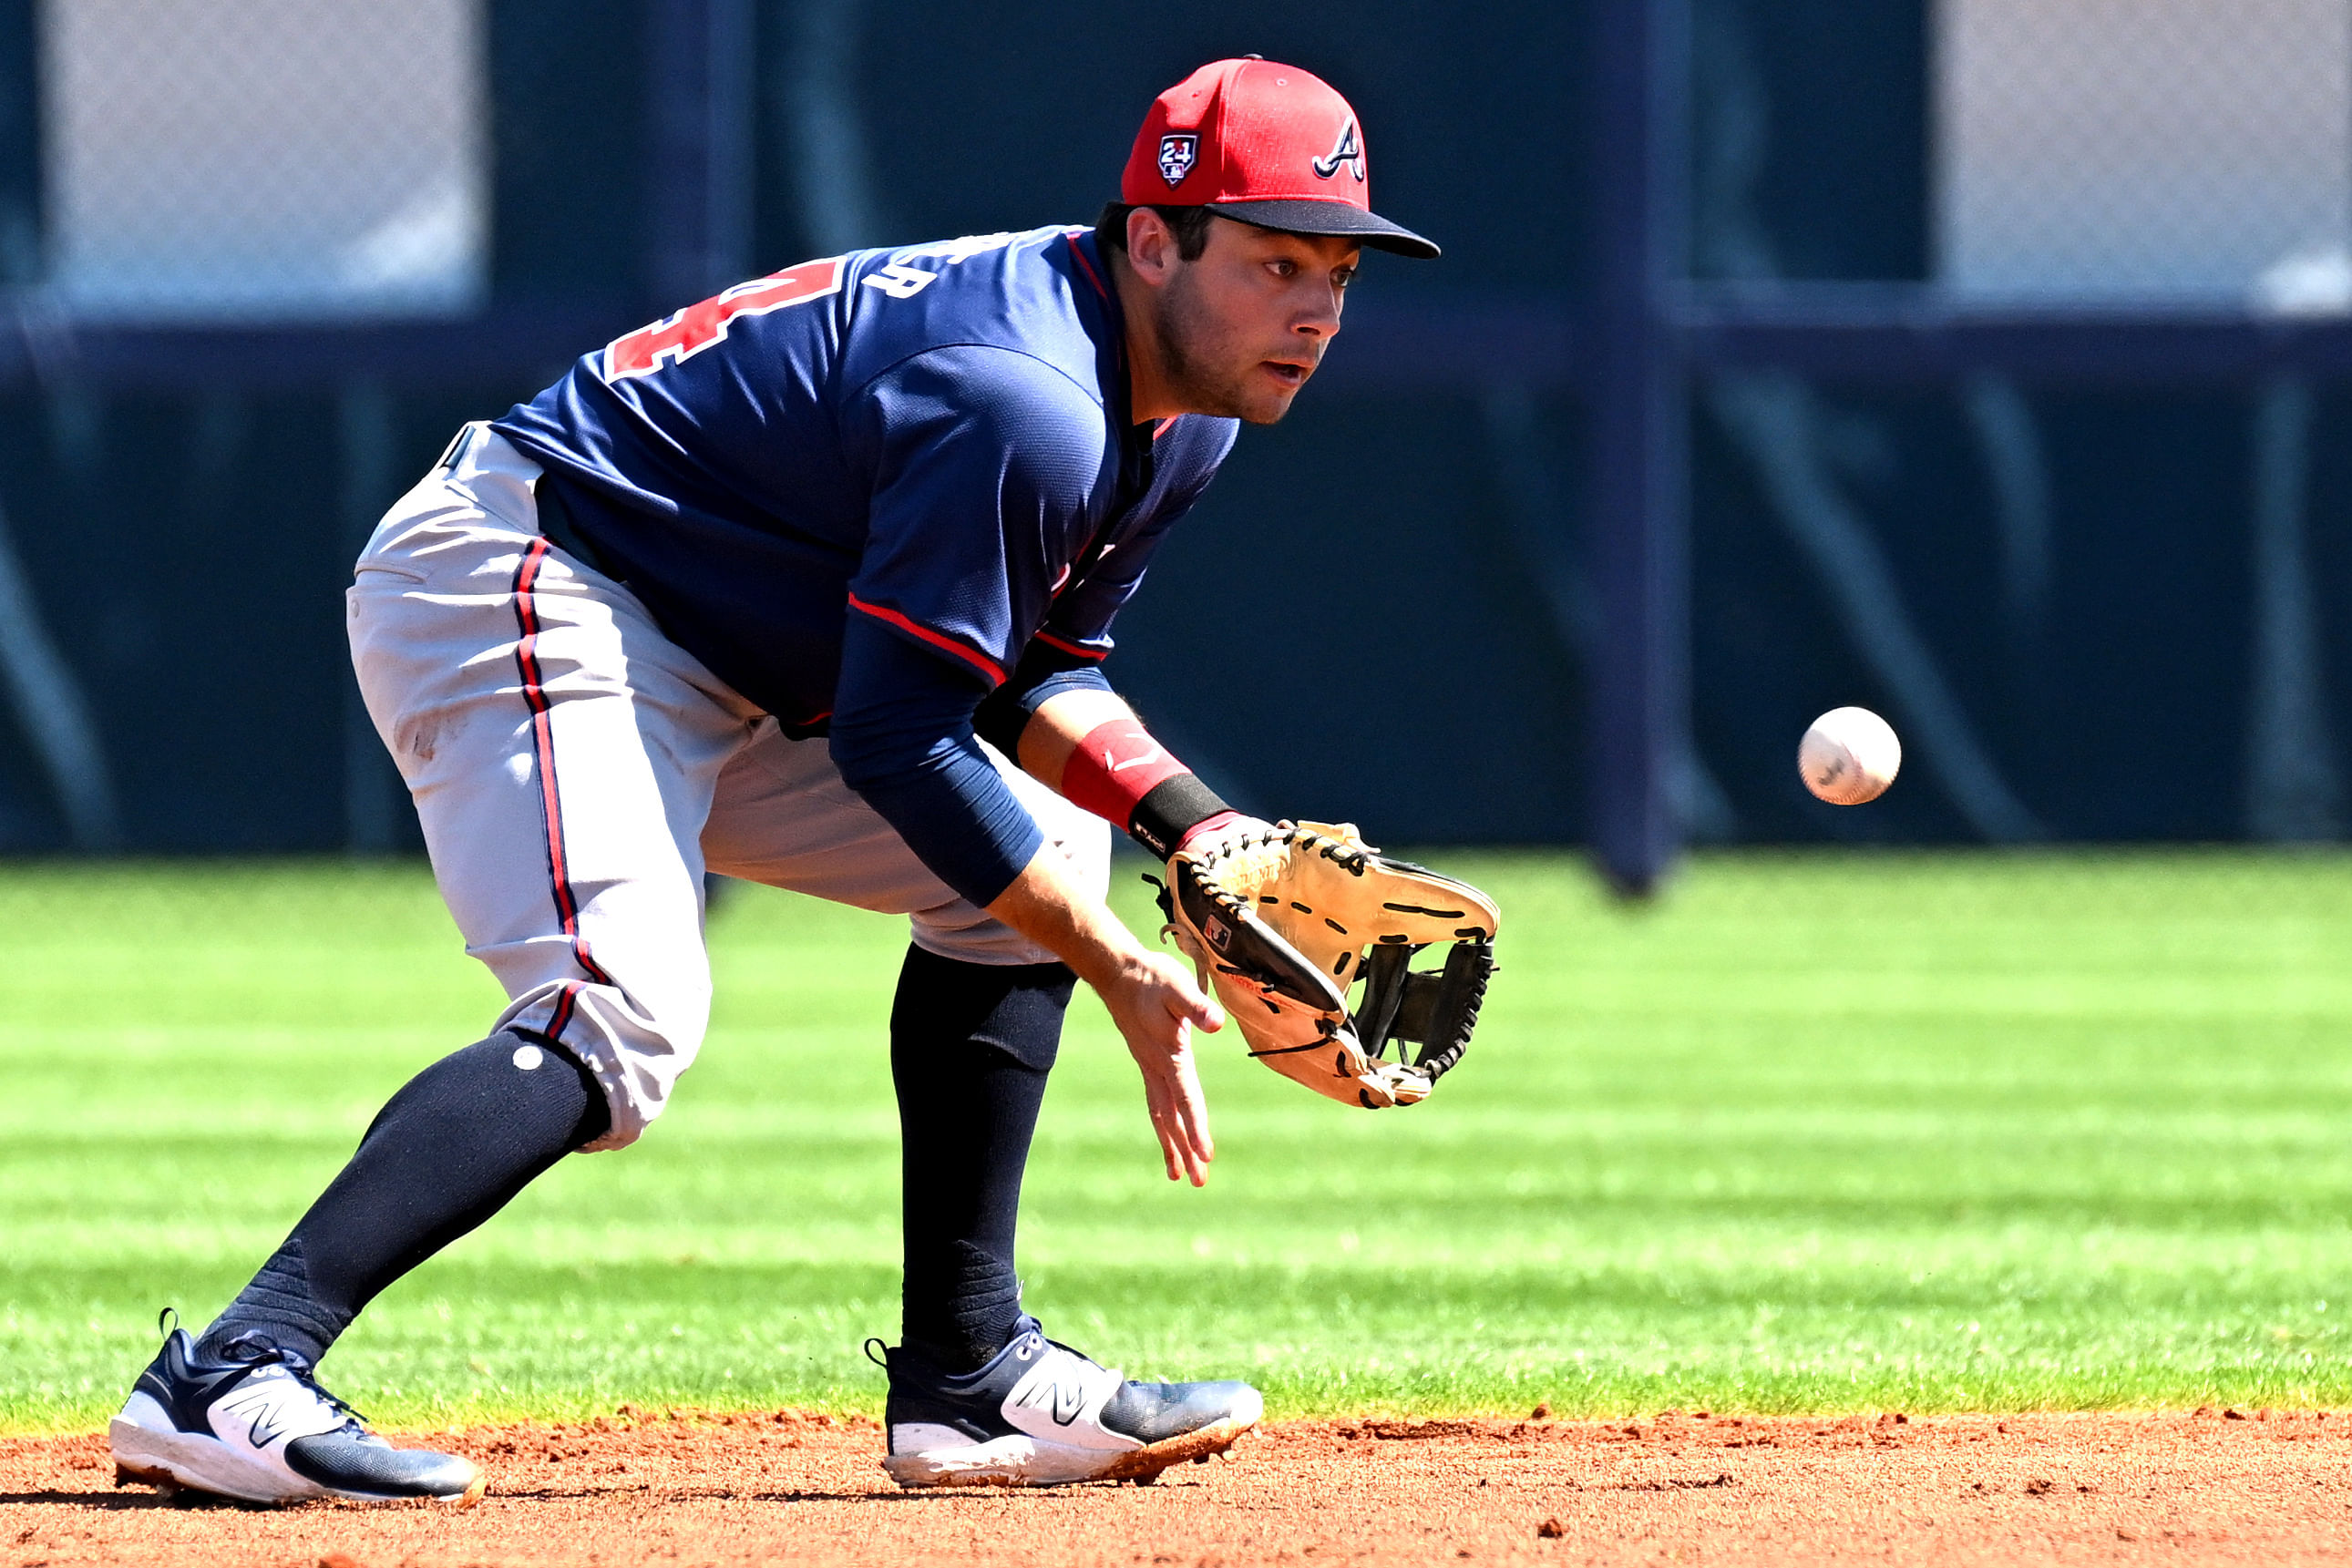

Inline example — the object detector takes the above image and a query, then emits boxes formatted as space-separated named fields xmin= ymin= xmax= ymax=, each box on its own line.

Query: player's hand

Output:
xmin=1097 ymin=948 xmax=1223 ymax=1185
xmin=1172 ymin=811 xmax=1277 ymax=862
xmin=979 ymin=842 xmax=1221 ymax=1183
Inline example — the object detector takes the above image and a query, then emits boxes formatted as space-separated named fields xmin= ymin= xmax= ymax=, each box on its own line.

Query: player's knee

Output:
xmin=495 ymin=979 xmax=708 ymax=1152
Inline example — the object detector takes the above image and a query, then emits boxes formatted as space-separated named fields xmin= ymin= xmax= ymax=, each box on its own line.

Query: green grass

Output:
xmin=7 ymin=850 xmax=2352 ymax=1432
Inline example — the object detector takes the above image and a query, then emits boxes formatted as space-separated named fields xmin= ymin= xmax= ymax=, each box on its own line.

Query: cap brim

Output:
xmin=1203 ymin=200 xmax=1441 ymax=259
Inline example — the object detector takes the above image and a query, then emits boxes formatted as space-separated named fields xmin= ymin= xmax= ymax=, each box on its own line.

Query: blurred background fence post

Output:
xmin=1587 ymin=0 xmax=1692 ymax=896
xmin=645 ymin=0 xmax=755 ymax=308
xmin=338 ymin=378 xmax=399 ymax=855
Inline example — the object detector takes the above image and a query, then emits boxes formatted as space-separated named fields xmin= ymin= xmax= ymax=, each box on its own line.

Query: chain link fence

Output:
xmin=1936 ymin=0 xmax=2352 ymax=309
xmin=34 ymin=0 xmax=488 ymax=321
xmin=1684 ymin=0 xmax=2352 ymax=847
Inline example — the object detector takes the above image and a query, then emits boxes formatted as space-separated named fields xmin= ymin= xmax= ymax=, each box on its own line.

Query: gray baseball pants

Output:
xmin=347 ymin=424 xmax=1109 ymax=1151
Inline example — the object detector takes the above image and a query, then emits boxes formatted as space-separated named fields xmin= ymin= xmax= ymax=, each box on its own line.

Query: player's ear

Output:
xmin=1125 ymin=208 xmax=1181 ymax=285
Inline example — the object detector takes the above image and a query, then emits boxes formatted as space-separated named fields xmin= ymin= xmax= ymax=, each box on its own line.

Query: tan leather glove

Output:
xmin=1154 ymin=821 xmax=1499 ymax=1109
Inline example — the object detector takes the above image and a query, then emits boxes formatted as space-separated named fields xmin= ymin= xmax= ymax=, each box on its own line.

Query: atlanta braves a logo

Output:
xmin=1158 ymin=134 xmax=1198 ymax=188
xmin=1311 ymin=118 xmax=1365 ymax=182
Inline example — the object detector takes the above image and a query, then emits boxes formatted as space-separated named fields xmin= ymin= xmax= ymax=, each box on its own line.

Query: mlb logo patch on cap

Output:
xmin=1156 ymin=134 xmax=1198 ymax=187
xmin=1119 ymin=58 xmax=1438 ymax=259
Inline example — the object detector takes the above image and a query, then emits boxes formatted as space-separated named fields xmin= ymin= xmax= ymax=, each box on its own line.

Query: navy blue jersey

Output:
xmin=494 ymin=226 xmax=1237 ymax=730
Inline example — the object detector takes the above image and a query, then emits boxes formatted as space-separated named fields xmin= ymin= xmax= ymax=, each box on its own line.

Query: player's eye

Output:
xmin=1268 ymin=259 xmax=1298 ymax=279
xmin=1333 ymin=268 xmax=1356 ymax=290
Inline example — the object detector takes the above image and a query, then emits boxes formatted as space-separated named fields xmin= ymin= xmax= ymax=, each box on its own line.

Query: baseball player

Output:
xmin=109 ymin=57 xmax=1439 ymax=1501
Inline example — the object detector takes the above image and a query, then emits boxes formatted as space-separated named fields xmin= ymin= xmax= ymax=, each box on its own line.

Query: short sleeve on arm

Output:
xmin=843 ymin=344 xmax=1114 ymax=684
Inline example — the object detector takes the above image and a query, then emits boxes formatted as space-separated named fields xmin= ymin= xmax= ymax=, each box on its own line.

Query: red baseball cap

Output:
xmin=1120 ymin=58 xmax=1439 ymax=260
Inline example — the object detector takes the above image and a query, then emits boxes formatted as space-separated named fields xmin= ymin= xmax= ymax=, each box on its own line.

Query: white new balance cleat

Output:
xmin=873 ymin=1317 xmax=1262 ymax=1488
xmin=109 ymin=1316 xmax=485 ymax=1507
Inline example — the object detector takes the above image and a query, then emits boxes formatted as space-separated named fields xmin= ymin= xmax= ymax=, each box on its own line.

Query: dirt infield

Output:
xmin=7 ymin=1408 xmax=2352 ymax=1566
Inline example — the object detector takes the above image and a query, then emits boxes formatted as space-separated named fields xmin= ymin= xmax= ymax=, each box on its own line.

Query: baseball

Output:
xmin=1799 ymin=707 xmax=1901 ymax=804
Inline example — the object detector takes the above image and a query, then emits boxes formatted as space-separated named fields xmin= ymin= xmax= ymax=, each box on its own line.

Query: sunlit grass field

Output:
xmin=7 ymin=850 xmax=2352 ymax=1432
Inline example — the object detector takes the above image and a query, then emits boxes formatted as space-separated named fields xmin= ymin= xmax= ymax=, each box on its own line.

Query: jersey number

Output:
xmin=862 ymin=262 xmax=937 ymax=299
xmin=601 ymin=257 xmax=847 ymax=382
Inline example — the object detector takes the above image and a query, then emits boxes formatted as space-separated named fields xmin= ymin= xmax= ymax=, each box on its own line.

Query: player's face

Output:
xmin=1154 ymin=220 xmax=1359 ymax=425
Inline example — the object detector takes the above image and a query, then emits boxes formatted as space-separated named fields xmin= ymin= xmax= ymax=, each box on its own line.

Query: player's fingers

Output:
xmin=1125 ymin=1005 xmax=1209 ymax=1183
xmin=1173 ymin=1115 xmax=1208 ymax=1185
xmin=1155 ymin=1082 xmax=1202 ymax=1185
xmin=1171 ymin=1054 xmax=1214 ymax=1172
xmin=1181 ymin=1102 xmax=1214 ymax=1174
xmin=1166 ymin=1122 xmax=1205 ymax=1186
xmin=1145 ymin=1059 xmax=1204 ymax=1184
xmin=1157 ymin=966 xmax=1223 ymax=1032
xmin=1140 ymin=1067 xmax=1183 ymax=1183
xmin=1155 ymin=1051 xmax=1210 ymax=1185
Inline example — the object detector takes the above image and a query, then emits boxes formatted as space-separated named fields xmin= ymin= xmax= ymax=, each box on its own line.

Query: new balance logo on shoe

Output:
xmin=1018 ymin=1377 xmax=1087 ymax=1427
xmin=218 ymin=1382 xmax=293 ymax=1449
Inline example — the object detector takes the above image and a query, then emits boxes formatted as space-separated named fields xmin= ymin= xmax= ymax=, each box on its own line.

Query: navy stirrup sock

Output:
xmin=200 ymin=1030 xmax=610 ymax=1366
xmin=890 ymin=945 xmax=1073 ymax=1375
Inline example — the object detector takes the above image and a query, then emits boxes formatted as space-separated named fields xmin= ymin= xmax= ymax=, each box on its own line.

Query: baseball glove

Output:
xmin=1150 ymin=821 xmax=1499 ymax=1109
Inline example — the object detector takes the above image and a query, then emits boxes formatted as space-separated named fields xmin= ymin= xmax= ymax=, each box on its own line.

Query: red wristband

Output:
xmin=1061 ymin=719 xmax=1192 ymax=829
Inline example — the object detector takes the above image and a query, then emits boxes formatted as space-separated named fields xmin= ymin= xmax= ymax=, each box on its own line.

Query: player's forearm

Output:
xmin=982 ymin=835 xmax=1154 ymax=989
xmin=1018 ymin=692 xmax=1240 ymax=859
xmin=1017 ymin=689 xmax=1138 ymax=791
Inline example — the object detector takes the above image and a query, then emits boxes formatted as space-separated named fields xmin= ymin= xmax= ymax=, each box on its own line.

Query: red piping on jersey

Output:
xmin=1152 ymin=416 xmax=1177 ymax=440
xmin=511 ymin=538 xmax=615 ymax=1008
xmin=1064 ymin=233 xmax=1110 ymax=301
xmin=545 ymin=979 xmax=583 ymax=1040
xmin=846 ymin=593 xmax=1008 ymax=685
xmin=1033 ymin=630 xmax=1107 ymax=661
